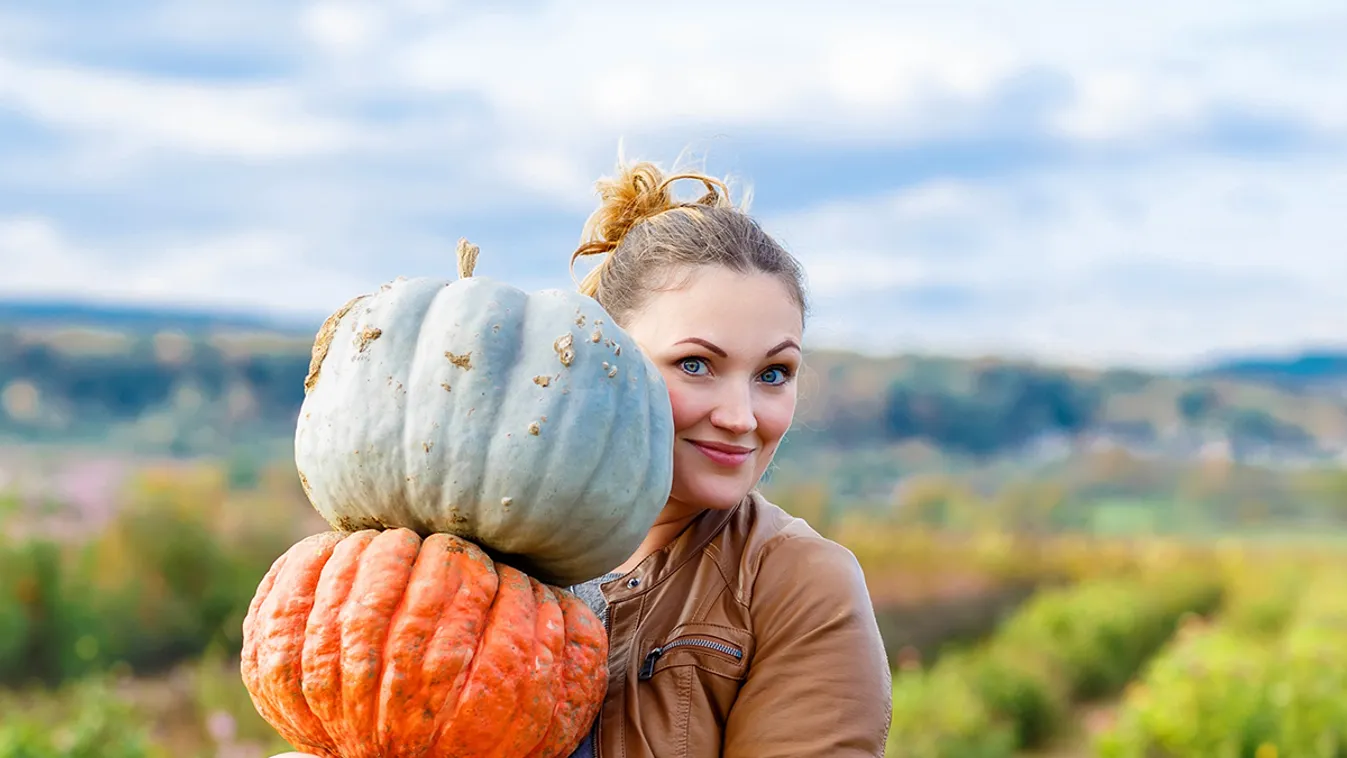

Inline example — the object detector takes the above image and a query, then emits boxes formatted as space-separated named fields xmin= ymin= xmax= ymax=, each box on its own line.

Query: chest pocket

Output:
xmin=632 ymin=622 xmax=755 ymax=756
xmin=637 ymin=621 xmax=753 ymax=682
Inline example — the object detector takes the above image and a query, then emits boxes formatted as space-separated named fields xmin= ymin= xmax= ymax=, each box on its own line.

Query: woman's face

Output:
xmin=623 ymin=266 xmax=804 ymax=513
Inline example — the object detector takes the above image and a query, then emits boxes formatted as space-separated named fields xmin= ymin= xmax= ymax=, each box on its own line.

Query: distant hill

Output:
xmin=1 ymin=298 xmax=1345 ymax=465
xmin=0 ymin=299 xmax=318 ymax=336
xmin=1196 ymin=350 xmax=1347 ymax=388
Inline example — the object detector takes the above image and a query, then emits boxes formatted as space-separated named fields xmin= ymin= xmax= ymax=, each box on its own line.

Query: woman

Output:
xmin=276 ymin=159 xmax=893 ymax=757
xmin=557 ymin=159 xmax=892 ymax=757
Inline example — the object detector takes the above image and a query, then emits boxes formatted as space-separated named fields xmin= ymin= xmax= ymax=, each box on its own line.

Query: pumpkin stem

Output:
xmin=456 ymin=238 xmax=480 ymax=279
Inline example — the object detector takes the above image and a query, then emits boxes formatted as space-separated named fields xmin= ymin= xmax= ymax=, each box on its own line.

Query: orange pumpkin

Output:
xmin=241 ymin=528 xmax=608 ymax=758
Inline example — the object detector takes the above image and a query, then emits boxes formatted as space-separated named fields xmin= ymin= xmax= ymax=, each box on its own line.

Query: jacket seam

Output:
xmin=678 ymin=668 xmax=691 ymax=757
xmin=666 ymin=621 xmax=744 ymax=636
xmin=699 ymin=573 xmax=737 ymax=617
xmin=738 ymin=529 xmax=805 ymax=608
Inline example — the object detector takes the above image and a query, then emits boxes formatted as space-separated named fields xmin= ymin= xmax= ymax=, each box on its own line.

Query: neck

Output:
xmin=612 ymin=497 xmax=704 ymax=575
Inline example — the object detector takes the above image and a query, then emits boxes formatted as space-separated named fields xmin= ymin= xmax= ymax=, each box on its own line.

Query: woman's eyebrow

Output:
xmin=674 ymin=337 xmax=801 ymax=358
xmin=674 ymin=337 xmax=727 ymax=357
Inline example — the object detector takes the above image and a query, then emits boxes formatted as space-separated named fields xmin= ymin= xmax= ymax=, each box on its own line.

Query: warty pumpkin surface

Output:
xmin=294 ymin=240 xmax=675 ymax=587
xmin=241 ymin=528 xmax=608 ymax=758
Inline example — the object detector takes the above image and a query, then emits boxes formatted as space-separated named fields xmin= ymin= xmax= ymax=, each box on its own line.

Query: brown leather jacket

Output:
xmin=589 ymin=491 xmax=893 ymax=757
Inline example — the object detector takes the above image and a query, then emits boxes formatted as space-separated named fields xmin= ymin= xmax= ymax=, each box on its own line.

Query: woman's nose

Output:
xmin=709 ymin=383 xmax=757 ymax=436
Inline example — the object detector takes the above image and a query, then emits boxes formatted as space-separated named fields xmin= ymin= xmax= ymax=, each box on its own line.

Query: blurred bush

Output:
xmin=0 ymin=676 xmax=163 ymax=758
xmin=1097 ymin=567 xmax=1347 ymax=757
xmin=886 ymin=665 xmax=1017 ymax=758
xmin=0 ymin=462 xmax=320 ymax=687
xmin=0 ymin=649 xmax=292 ymax=757
xmin=886 ymin=571 xmax=1224 ymax=756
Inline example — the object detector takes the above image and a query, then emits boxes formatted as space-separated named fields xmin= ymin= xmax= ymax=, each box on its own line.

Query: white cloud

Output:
xmin=298 ymin=2 xmax=387 ymax=54
xmin=12 ymin=1 xmax=1337 ymax=170
xmin=0 ymin=216 xmax=368 ymax=318
xmin=362 ymin=1 xmax=1347 ymax=149
xmin=0 ymin=55 xmax=367 ymax=160
xmin=1 ymin=0 xmax=1345 ymax=366
xmin=771 ymin=150 xmax=1347 ymax=367
xmin=0 ymin=217 xmax=85 ymax=280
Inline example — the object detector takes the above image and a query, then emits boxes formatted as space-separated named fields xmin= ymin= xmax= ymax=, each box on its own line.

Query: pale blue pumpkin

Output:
xmin=294 ymin=240 xmax=675 ymax=586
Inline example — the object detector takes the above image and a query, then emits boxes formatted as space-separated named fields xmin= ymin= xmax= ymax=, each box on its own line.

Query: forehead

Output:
xmin=635 ymin=267 xmax=803 ymax=347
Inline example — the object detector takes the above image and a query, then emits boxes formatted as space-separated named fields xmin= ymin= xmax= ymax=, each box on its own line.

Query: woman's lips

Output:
xmin=687 ymin=439 xmax=754 ymax=467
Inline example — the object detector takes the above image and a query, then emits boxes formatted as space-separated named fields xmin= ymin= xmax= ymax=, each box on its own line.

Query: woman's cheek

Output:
xmin=756 ymin=390 xmax=797 ymax=445
xmin=663 ymin=380 xmax=703 ymax=433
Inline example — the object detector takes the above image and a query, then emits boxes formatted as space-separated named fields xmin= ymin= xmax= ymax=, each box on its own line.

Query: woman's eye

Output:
xmin=680 ymin=357 xmax=709 ymax=375
xmin=759 ymin=367 xmax=790 ymax=385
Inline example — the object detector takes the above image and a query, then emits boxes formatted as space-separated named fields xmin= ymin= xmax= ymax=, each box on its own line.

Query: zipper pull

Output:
xmin=637 ymin=647 xmax=663 ymax=681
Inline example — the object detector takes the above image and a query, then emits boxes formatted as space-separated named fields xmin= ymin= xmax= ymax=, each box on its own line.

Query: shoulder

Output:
xmin=731 ymin=492 xmax=874 ymax=616
xmin=719 ymin=493 xmax=894 ymax=756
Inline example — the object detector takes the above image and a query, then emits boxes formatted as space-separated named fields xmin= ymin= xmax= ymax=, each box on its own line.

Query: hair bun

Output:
xmin=571 ymin=161 xmax=731 ymax=291
xmin=598 ymin=164 xmax=668 ymax=249
xmin=581 ymin=162 xmax=679 ymax=254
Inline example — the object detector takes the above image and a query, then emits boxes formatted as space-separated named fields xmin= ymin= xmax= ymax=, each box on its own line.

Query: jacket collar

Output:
xmin=599 ymin=493 xmax=750 ymax=603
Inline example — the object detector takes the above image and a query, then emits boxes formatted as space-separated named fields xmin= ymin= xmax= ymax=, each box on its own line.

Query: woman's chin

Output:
xmin=671 ymin=476 xmax=754 ymax=513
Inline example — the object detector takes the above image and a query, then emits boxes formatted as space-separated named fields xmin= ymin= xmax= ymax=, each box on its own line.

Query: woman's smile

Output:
xmin=686 ymin=438 xmax=756 ymax=467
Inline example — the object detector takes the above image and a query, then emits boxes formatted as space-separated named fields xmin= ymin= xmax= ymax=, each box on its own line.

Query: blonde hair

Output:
xmin=570 ymin=159 xmax=808 ymax=326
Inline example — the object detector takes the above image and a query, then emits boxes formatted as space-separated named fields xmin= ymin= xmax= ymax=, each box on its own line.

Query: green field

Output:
xmin=2 ymin=454 xmax=1346 ymax=757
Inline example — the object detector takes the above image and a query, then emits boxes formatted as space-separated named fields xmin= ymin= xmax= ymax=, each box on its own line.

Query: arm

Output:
xmin=722 ymin=534 xmax=893 ymax=757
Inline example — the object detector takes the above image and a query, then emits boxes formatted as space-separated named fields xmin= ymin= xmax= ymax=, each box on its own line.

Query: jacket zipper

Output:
xmin=595 ymin=600 xmax=613 ymax=758
xmin=637 ymin=637 xmax=745 ymax=680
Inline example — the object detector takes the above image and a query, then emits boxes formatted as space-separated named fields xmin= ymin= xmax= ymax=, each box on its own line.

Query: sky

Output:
xmin=0 ymin=1 xmax=1344 ymax=369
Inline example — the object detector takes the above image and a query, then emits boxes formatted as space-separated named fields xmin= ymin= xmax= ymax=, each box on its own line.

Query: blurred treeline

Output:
xmin=3 ymin=321 xmax=1345 ymax=463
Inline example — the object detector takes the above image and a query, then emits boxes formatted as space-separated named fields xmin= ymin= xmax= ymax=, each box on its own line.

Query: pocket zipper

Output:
xmin=638 ymin=637 xmax=744 ymax=680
